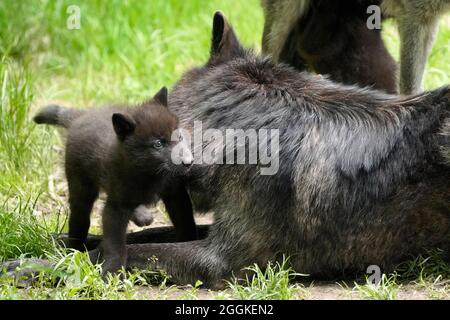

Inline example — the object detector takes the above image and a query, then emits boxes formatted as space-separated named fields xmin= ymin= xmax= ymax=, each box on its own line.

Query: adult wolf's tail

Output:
xmin=33 ymin=105 xmax=83 ymax=128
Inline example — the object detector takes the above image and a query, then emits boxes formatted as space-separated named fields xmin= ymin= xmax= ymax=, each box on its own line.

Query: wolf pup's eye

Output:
xmin=153 ymin=139 xmax=163 ymax=149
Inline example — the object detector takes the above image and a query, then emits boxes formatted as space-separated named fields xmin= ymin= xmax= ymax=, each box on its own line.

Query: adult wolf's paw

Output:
xmin=1 ymin=258 xmax=53 ymax=287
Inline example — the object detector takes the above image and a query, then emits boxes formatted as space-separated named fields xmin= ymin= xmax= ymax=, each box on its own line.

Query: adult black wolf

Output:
xmin=4 ymin=12 xmax=450 ymax=288
xmin=107 ymin=12 xmax=450 ymax=287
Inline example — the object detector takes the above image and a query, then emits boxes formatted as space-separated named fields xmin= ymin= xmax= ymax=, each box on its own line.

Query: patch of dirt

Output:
xmin=307 ymin=283 xmax=356 ymax=300
xmin=134 ymin=281 xmax=447 ymax=300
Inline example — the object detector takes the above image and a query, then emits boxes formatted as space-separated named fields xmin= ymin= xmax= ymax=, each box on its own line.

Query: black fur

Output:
xmin=33 ymin=88 xmax=197 ymax=274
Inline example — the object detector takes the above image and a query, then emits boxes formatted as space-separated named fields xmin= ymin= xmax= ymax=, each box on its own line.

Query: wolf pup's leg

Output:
xmin=66 ymin=175 xmax=99 ymax=251
xmin=98 ymin=200 xmax=134 ymax=274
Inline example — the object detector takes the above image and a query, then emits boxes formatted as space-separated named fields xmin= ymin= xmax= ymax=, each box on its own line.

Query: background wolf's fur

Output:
xmin=443 ymin=118 xmax=450 ymax=163
xmin=262 ymin=0 xmax=398 ymax=93
xmin=33 ymin=89 xmax=197 ymax=274
xmin=262 ymin=0 xmax=450 ymax=94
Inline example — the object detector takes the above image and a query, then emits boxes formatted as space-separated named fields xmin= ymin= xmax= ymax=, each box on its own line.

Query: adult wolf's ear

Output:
xmin=112 ymin=113 xmax=136 ymax=140
xmin=209 ymin=11 xmax=244 ymax=64
xmin=153 ymin=86 xmax=168 ymax=107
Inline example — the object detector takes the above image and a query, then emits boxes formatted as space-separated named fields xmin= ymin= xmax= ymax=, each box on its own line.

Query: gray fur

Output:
xmin=442 ymin=118 xmax=450 ymax=163
xmin=261 ymin=0 xmax=310 ymax=62
xmin=33 ymin=104 xmax=83 ymax=128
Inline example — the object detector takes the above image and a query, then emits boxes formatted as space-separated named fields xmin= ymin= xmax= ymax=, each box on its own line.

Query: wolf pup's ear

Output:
xmin=153 ymin=86 xmax=168 ymax=107
xmin=112 ymin=113 xmax=136 ymax=140
xmin=209 ymin=11 xmax=244 ymax=64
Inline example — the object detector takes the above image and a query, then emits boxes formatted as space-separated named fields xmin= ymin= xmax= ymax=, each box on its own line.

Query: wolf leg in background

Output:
xmin=61 ymin=225 xmax=212 ymax=251
xmin=382 ymin=0 xmax=450 ymax=94
xmin=130 ymin=205 xmax=154 ymax=227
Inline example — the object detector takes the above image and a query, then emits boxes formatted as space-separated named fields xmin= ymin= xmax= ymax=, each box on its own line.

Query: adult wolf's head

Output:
xmin=172 ymin=11 xmax=248 ymax=91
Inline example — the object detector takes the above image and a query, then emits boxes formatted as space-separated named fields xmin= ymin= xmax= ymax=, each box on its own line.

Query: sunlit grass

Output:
xmin=0 ymin=198 xmax=58 ymax=261
xmin=227 ymin=257 xmax=310 ymax=300
xmin=352 ymin=273 xmax=401 ymax=300
xmin=348 ymin=250 xmax=450 ymax=300
xmin=0 ymin=250 xmax=169 ymax=300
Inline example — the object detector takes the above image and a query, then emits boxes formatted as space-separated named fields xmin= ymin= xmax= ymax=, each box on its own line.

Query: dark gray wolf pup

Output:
xmin=33 ymin=88 xmax=197 ymax=273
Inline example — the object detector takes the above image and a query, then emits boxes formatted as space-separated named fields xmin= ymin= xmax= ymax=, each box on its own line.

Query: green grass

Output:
xmin=352 ymin=273 xmax=401 ymax=300
xmin=348 ymin=250 xmax=450 ymax=300
xmin=0 ymin=0 xmax=263 ymax=105
xmin=0 ymin=58 xmax=57 ymax=199
xmin=397 ymin=250 xmax=450 ymax=299
xmin=0 ymin=0 xmax=449 ymax=300
xmin=227 ymin=257 xmax=310 ymax=300
xmin=0 ymin=198 xmax=58 ymax=261
xmin=0 ymin=250 xmax=166 ymax=300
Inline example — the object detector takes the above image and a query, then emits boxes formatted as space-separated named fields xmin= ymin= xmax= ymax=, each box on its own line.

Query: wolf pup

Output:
xmin=33 ymin=87 xmax=197 ymax=273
